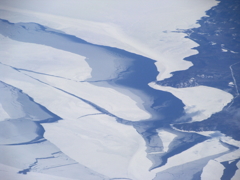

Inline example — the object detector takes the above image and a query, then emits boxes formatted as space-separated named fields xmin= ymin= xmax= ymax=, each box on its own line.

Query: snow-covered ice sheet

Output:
xmin=43 ymin=114 xmax=154 ymax=180
xmin=0 ymin=140 xmax=108 ymax=179
xmin=0 ymin=119 xmax=41 ymax=145
xmin=149 ymin=82 xmax=233 ymax=122
xmin=21 ymin=70 xmax=151 ymax=121
xmin=0 ymin=64 xmax=98 ymax=119
xmin=0 ymin=53 xmax=152 ymax=179
xmin=2 ymin=0 xmax=238 ymax=180
xmin=0 ymin=0 xmax=218 ymax=81
xmin=0 ymin=34 xmax=91 ymax=81
xmin=0 ymin=82 xmax=25 ymax=120
xmin=151 ymin=138 xmax=229 ymax=173
xmin=151 ymin=132 xmax=240 ymax=180
xmin=0 ymin=81 xmax=57 ymax=123
xmin=201 ymin=160 xmax=225 ymax=180
xmin=0 ymin=34 xmax=151 ymax=121
xmin=0 ymin=103 xmax=10 ymax=121
xmin=0 ymin=163 xmax=76 ymax=180
xmin=0 ymin=48 xmax=150 ymax=123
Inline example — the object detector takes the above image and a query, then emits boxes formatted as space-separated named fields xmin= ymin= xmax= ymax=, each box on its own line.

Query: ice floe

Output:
xmin=21 ymin=70 xmax=151 ymax=121
xmin=0 ymin=34 xmax=91 ymax=81
xmin=43 ymin=114 xmax=154 ymax=180
xmin=149 ymin=83 xmax=233 ymax=122
xmin=0 ymin=51 xmax=152 ymax=179
xmin=201 ymin=160 xmax=225 ymax=180
xmin=152 ymin=138 xmax=229 ymax=172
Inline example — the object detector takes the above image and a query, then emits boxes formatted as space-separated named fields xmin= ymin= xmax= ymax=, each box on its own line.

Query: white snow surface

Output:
xmin=0 ymin=35 xmax=150 ymax=121
xmin=0 ymin=34 xmax=91 ymax=81
xmin=149 ymin=83 xmax=233 ymax=122
xmin=0 ymin=163 xmax=75 ymax=180
xmin=0 ymin=104 xmax=10 ymax=121
xmin=0 ymin=63 xmax=99 ymax=120
xmin=201 ymin=160 xmax=225 ymax=180
xmin=0 ymin=55 xmax=152 ymax=179
xmin=220 ymin=135 xmax=240 ymax=147
xmin=0 ymin=0 xmax=218 ymax=81
xmin=215 ymin=135 xmax=240 ymax=163
xmin=151 ymin=138 xmax=229 ymax=178
xmin=200 ymin=134 xmax=240 ymax=177
xmin=43 ymin=114 xmax=154 ymax=180
xmin=22 ymin=70 xmax=151 ymax=121
xmin=175 ymin=131 xmax=240 ymax=167
xmin=0 ymin=81 xmax=25 ymax=120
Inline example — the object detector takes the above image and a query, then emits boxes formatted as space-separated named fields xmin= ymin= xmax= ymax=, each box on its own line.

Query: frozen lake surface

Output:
xmin=0 ymin=0 xmax=239 ymax=179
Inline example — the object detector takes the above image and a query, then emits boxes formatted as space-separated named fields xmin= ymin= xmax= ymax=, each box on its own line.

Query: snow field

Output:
xmin=0 ymin=163 xmax=75 ymax=180
xmin=0 ymin=128 xmax=110 ymax=179
xmin=0 ymin=35 xmax=150 ymax=121
xmin=0 ymin=63 xmax=99 ymax=120
xmin=43 ymin=114 xmax=154 ymax=180
xmin=0 ymin=81 xmax=25 ymax=120
xmin=0 ymin=48 xmax=153 ymax=179
xmin=0 ymin=119 xmax=40 ymax=145
xmin=0 ymin=35 xmax=91 ymax=81
xmin=22 ymin=71 xmax=151 ymax=121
